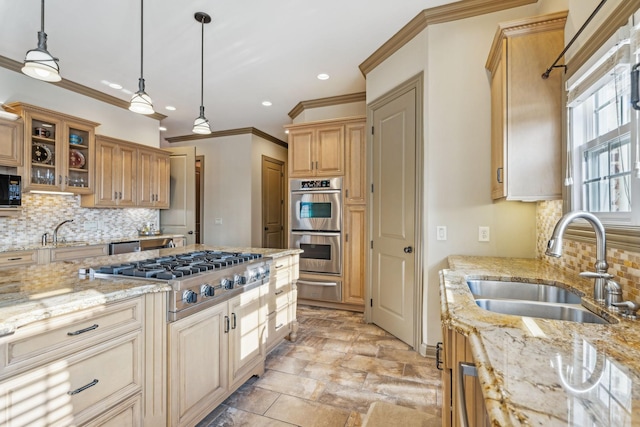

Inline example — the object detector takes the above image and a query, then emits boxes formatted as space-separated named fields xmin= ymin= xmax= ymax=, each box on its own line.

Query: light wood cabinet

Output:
xmin=287 ymin=123 xmax=345 ymax=177
xmin=264 ymin=256 xmax=294 ymax=353
xmin=441 ymin=326 xmax=489 ymax=427
xmin=0 ymin=250 xmax=38 ymax=267
xmin=49 ymin=244 xmax=108 ymax=263
xmin=83 ymin=136 xmax=137 ymax=207
xmin=229 ymin=286 xmax=265 ymax=389
xmin=0 ymin=297 xmax=143 ymax=426
xmin=137 ymin=148 xmax=170 ymax=208
xmin=344 ymin=122 xmax=366 ymax=204
xmin=81 ymin=136 xmax=170 ymax=209
xmin=343 ymin=205 xmax=366 ymax=306
xmin=7 ymin=102 xmax=99 ymax=195
xmin=485 ymin=12 xmax=567 ymax=201
xmin=0 ymin=117 xmax=23 ymax=167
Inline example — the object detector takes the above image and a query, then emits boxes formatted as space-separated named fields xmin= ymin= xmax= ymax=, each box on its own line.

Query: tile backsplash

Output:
xmin=0 ymin=194 xmax=158 ymax=246
xmin=537 ymin=200 xmax=640 ymax=304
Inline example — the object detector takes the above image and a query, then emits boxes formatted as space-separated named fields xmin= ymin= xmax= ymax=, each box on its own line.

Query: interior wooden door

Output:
xmin=262 ymin=156 xmax=285 ymax=248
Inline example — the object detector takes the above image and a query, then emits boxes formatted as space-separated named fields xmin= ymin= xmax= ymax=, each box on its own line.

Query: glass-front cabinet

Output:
xmin=6 ymin=103 xmax=98 ymax=194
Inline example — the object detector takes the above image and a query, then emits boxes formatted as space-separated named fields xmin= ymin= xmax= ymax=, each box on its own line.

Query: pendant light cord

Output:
xmin=200 ymin=15 xmax=204 ymax=108
xmin=40 ymin=0 xmax=45 ymax=32
xmin=140 ymin=0 xmax=144 ymax=80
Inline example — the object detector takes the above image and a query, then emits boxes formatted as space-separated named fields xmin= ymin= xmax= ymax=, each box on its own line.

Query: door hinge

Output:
xmin=370 ymin=240 xmax=373 ymax=249
xmin=345 ymin=233 xmax=349 ymax=242
xmin=281 ymin=199 xmax=284 ymax=205
xmin=371 ymin=183 xmax=374 ymax=193
xmin=371 ymin=126 xmax=374 ymax=135
xmin=370 ymin=298 xmax=373 ymax=307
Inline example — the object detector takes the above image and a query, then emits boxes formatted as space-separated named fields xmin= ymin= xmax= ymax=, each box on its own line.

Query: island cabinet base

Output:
xmin=441 ymin=326 xmax=489 ymax=427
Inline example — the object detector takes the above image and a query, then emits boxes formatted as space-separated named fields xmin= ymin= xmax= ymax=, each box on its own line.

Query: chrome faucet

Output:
xmin=53 ymin=219 xmax=74 ymax=244
xmin=545 ymin=211 xmax=610 ymax=304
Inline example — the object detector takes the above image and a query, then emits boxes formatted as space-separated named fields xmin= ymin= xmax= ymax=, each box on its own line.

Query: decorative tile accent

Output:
xmin=537 ymin=200 xmax=640 ymax=304
xmin=0 ymin=194 xmax=158 ymax=246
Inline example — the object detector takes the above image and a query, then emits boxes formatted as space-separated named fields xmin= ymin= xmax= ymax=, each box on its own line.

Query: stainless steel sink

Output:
xmin=474 ymin=299 xmax=610 ymax=325
xmin=466 ymin=280 xmax=582 ymax=304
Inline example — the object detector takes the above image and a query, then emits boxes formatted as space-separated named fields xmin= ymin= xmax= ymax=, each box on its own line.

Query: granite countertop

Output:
xmin=441 ymin=256 xmax=640 ymax=427
xmin=0 ymin=244 xmax=301 ymax=337
xmin=0 ymin=234 xmax=186 ymax=253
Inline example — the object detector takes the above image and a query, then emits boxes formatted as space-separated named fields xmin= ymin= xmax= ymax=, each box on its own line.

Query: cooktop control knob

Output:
xmin=221 ymin=278 xmax=233 ymax=290
xmin=182 ymin=290 xmax=198 ymax=304
xmin=200 ymin=284 xmax=215 ymax=297
xmin=233 ymin=274 xmax=246 ymax=285
xmin=257 ymin=266 xmax=266 ymax=279
xmin=247 ymin=268 xmax=258 ymax=283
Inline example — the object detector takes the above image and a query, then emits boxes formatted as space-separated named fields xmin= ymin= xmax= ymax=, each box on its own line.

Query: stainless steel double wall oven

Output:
xmin=290 ymin=177 xmax=342 ymax=302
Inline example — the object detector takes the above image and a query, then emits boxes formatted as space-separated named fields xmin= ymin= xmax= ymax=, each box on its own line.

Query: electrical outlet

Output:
xmin=478 ymin=226 xmax=490 ymax=242
xmin=214 ymin=218 xmax=223 ymax=225
xmin=83 ymin=221 xmax=98 ymax=231
xmin=436 ymin=226 xmax=447 ymax=241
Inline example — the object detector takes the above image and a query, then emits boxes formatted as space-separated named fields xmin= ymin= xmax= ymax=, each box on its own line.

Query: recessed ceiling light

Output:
xmin=159 ymin=126 xmax=167 ymax=131
xmin=165 ymin=106 xmax=176 ymax=111
xmin=262 ymin=101 xmax=272 ymax=107
xmin=109 ymin=82 xmax=123 ymax=89
xmin=317 ymin=73 xmax=330 ymax=80
xmin=100 ymin=80 xmax=110 ymax=85
xmin=121 ymin=88 xmax=132 ymax=95
xmin=285 ymin=129 xmax=289 ymax=134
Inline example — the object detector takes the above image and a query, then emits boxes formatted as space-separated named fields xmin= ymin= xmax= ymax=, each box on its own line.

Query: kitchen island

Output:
xmin=0 ymin=244 xmax=301 ymax=427
xmin=441 ymin=256 xmax=640 ymax=427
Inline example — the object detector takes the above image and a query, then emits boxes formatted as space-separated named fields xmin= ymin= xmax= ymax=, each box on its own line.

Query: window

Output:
xmin=568 ymin=28 xmax=640 ymax=226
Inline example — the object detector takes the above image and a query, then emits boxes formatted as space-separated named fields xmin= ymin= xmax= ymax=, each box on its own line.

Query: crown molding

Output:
xmin=165 ymin=127 xmax=287 ymax=148
xmin=359 ymin=0 xmax=537 ymax=76
xmin=0 ymin=54 xmax=167 ymax=121
xmin=288 ymin=92 xmax=366 ymax=120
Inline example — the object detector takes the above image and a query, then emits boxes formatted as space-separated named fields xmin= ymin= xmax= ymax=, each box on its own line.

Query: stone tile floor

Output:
xmin=196 ymin=305 xmax=443 ymax=427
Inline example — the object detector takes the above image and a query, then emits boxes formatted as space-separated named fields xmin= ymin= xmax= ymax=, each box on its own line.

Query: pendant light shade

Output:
xmin=22 ymin=0 xmax=61 ymax=82
xmin=192 ymin=12 xmax=212 ymax=135
xmin=129 ymin=0 xmax=154 ymax=115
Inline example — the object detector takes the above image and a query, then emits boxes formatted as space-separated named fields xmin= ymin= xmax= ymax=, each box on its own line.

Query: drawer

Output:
xmin=271 ymin=256 xmax=291 ymax=273
xmin=266 ymin=284 xmax=290 ymax=314
xmin=0 ymin=297 xmax=142 ymax=377
xmin=0 ymin=250 xmax=38 ymax=267
xmin=83 ymin=393 xmax=142 ymax=427
xmin=50 ymin=245 xmax=108 ymax=262
xmin=266 ymin=305 xmax=290 ymax=348
xmin=0 ymin=331 xmax=142 ymax=427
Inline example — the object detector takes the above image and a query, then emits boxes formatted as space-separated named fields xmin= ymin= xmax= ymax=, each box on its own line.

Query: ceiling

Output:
xmin=0 ymin=0 xmax=458 ymax=142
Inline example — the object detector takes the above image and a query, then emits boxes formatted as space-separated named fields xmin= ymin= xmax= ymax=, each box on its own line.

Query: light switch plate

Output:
xmin=214 ymin=218 xmax=223 ymax=225
xmin=436 ymin=226 xmax=447 ymax=241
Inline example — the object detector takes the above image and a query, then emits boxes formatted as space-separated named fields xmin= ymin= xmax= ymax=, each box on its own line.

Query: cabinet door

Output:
xmin=229 ymin=287 xmax=264 ymax=388
xmin=117 ymin=144 xmax=138 ymax=207
xmin=0 ymin=118 xmax=23 ymax=167
xmin=451 ymin=331 xmax=489 ymax=427
xmin=62 ymin=120 xmax=95 ymax=194
xmin=168 ymin=303 xmax=228 ymax=427
xmin=490 ymin=45 xmax=506 ymax=200
xmin=343 ymin=205 xmax=366 ymax=305
xmin=344 ymin=122 xmax=366 ymax=204
xmin=23 ymin=112 xmax=63 ymax=192
xmin=154 ymin=152 xmax=171 ymax=208
xmin=315 ymin=125 xmax=344 ymax=176
xmin=137 ymin=149 xmax=154 ymax=207
xmin=289 ymin=129 xmax=314 ymax=177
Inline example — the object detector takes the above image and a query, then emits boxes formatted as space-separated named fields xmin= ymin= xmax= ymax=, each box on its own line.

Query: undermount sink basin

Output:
xmin=466 ymin=280 xmax=582 ymax=304
xmin=474 ymin=299 xmax=610 ymax=325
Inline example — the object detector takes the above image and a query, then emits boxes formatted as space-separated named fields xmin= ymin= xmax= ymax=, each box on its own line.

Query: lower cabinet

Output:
xmin=441 ymin=326 xmax=489 ymax=427
xmin=343 ymin=205 xmax=366 ymax=306
xmin=0 ymin=298 xmax=144 ymax=427
xmin=167 ymin=286 xmax=265 ymax=427
xmin=264 ymin=254 xmax=299 ymax=354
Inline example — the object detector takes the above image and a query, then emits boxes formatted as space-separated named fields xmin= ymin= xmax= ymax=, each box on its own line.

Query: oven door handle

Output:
xmin=291 ymin=190 xmax=341 ymax=195
xmin=297 ymin=280 xmax=339 ymax=287
xmin=291 ymin=231 xmax=341 ymax=237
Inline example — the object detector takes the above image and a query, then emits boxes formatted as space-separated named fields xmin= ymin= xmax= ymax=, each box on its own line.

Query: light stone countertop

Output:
xmin=0 ymin=244 xmax=301 ymax=337
xmin=0 ymin=234 xmax=186 ymax=253
xmin=442 ymin=256 xmax=640 ymax=427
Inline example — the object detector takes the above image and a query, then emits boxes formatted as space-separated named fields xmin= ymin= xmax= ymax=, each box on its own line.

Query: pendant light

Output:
xmin=22 ymin=0 xmax=61 ymax=82
xmin=192 ymin=12 xmax=212 ymax=135
xmin=129 ymin=0 xmax=154 ymax=115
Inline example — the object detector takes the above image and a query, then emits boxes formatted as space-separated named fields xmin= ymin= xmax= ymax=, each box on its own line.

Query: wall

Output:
xmin=0 ymin=67 xmax=163 ymax=245
xmin=292 ymin=101 xmax=366 ymax=124
xmin=163 ymin=132 xmax=287 ymax=247
xmin=365 ymin=2 xmax=581 ymax=348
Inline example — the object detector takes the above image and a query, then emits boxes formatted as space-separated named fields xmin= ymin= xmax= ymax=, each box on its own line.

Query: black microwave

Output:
xmin=0 ymin=174 xmax=21 ymax=207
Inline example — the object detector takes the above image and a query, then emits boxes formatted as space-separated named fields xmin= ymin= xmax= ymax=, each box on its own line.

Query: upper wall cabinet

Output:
xmin=0 ymin=117 xmax=23 ymax=167
xmin=137 ymin=147 xmax=170 ymax=208
xmin=287 ymin=122 xmax=345 ymax=177
xmin=6 ymin=103 xmax=98 ymax=195
xmin=485 ymin=11 xmax=567 ymax=201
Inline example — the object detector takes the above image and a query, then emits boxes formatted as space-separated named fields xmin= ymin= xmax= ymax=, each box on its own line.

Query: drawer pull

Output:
xmin=7 ymin=257 xmax=23 ymax=261
xmin=275 ymin=290 xmax=284 ymax=296
xmin=268 ymin=310 xmax=275 ymax=316
xmin=275 ymin=264 xmax=284 ymax=269
xmin=275 ymin=323 xmax=284 ymax=330
xmin=67 ymin=324 xmax=99 ymax=336
xmin=68 ymin=379 xmax=99 ymax=396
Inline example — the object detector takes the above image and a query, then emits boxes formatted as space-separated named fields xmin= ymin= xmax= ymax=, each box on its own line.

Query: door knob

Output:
xmin=404 ymin=246 xmax=413 ymax=253
xmin=264 ymin=227 xmax=268 ymax=231
xmin=188 ymin=231 xmax=194 ymax=235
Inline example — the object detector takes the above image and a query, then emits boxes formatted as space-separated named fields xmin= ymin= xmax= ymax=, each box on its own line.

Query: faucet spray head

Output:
xmin=545 ymin=237 xmax=563 ymax=257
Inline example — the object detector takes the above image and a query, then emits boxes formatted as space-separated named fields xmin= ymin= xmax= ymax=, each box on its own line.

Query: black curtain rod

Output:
xmin=542 ymin=0 xmax=608 ymax=79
